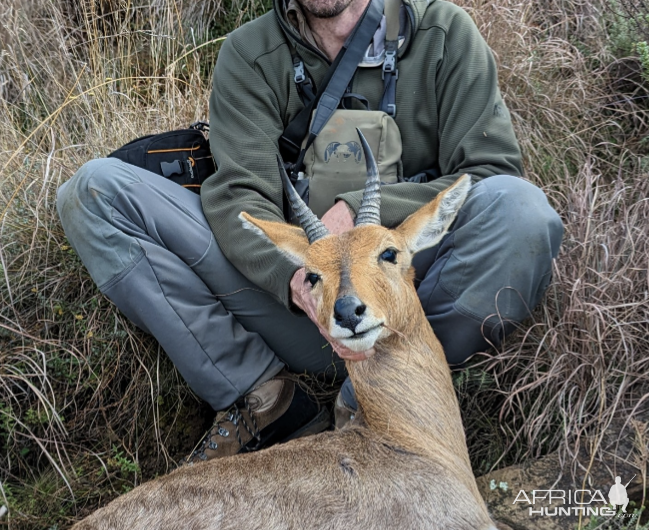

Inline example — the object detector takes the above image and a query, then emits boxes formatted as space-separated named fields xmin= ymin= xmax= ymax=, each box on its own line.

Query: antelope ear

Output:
xmin=239 ymin=212 xmax=309 ymax=265
xmin=395 ymin=174 xmax=471 ymax=254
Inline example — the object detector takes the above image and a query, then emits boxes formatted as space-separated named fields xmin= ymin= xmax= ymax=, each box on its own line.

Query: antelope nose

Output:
xmin=334 ymin=296 xmax=366 ymax=332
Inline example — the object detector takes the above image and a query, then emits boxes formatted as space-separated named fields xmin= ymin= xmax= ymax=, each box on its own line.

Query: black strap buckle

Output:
xmin=293 ymin=57 xmax=306 ymax=84
xmin=160 ymin=160 xmax=184 ymax=177
xmin=382 ymin=50 xmax=397 ymax=78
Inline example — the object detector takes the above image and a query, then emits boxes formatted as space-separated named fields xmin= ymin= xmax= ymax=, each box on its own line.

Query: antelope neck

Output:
xmin=347 ymin=315 xmax=474 ymax=475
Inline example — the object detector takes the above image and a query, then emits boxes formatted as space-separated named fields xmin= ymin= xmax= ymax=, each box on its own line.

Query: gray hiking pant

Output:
xmin=57 ymin=159 xmax=563 ymax=411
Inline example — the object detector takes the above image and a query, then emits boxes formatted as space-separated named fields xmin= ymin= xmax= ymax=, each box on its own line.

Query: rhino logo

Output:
xmin=324 ymin=141 xmax=362 ymax=163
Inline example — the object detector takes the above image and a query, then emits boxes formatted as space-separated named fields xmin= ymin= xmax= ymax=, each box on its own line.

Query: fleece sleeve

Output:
xmin=201 ymin=37 xmax=298 ymax=309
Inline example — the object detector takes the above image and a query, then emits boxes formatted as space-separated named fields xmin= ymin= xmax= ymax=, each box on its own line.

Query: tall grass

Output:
xmin=0 ymin=1 xmax=258 ymax=527
xmin=1 ymin=0 xmax=648 ymax=527
xmin=454 ymin=0 xmax=649 ymax=471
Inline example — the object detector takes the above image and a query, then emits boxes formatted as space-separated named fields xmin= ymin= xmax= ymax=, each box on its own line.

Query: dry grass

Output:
xmin=451 ymin=0 xmax=649 ymax=478
xmin=0 ymin=0 xmax=648 ymax=528
xmin=0 ymin=1 xmax=244 ymax=526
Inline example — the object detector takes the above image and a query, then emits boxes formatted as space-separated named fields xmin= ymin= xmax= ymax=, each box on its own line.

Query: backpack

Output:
xmin=107 ymin=122 xmax=216 ymax=194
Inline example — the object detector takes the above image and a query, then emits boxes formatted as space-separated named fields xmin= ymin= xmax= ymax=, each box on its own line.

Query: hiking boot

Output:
xmin=188 ymin=371 xmax=330 ymax=462
xmin=334 ymin=390 xmax=358 ymax=430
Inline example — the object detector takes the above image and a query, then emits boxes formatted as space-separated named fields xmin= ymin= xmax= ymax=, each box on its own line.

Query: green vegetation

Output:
xmin=581 ymin=505 xmax=649 ymax=529
xmin=0 ymin=0 xmax=648 ymax=528
xmin=638 ymin=41 xmax=649 ymax=80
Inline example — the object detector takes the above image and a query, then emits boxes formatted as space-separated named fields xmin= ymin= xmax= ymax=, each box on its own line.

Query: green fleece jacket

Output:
xmin=201 ymin=0 xmax=523 ymax=309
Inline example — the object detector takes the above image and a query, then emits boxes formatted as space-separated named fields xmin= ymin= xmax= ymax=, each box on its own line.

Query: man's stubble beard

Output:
xmin=297 ymin=0 xmax=356 ymax=19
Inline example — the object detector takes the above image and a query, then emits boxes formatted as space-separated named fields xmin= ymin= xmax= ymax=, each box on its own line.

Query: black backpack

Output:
xmin=107 ymin=122 xmax=216 ymax=194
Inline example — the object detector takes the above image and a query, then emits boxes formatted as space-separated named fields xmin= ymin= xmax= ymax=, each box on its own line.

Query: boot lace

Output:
xmin=192 ymin=396 xmax=262 ymax=461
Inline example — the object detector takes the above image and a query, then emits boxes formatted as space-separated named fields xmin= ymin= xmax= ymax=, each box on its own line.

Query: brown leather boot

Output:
xmin=188 ymin=371 xmax=330 ymax=462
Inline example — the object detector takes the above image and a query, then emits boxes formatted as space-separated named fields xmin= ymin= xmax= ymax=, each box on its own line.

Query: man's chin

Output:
xmin=296 ymin=0 xmax=353 ymax=19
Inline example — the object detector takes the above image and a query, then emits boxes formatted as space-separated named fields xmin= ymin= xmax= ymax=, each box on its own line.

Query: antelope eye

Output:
xmin=379 ymin=248 xmax=398 ymax=264
xmin=306 ymin=272 xmax=320 ymax=286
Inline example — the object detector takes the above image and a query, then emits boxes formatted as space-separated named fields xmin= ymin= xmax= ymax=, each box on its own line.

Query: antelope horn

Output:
xmin=277 ymin=155 xmax=330 ymax=244
xmin=354 ymin=128 xmax=381 ymax=226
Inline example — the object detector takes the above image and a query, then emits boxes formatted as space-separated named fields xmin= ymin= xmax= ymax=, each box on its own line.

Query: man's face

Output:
xmin=296 ymin=0 xmax=355 ymax=18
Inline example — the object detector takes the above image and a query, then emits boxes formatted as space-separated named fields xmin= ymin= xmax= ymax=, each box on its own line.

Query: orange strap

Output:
xmin=148 ymin=147 xmax=201 ymax=154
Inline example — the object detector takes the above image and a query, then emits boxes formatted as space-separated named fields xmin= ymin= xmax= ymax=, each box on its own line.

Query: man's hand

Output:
xmin=290 ymin=268 xmax=374 ymax=362
xmin=320 ymin=200 xmax=354 ymax=235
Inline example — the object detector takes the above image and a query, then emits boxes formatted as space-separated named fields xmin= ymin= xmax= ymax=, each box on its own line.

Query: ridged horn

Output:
xmin=277 ymin=155 xmax=329 ymax=244
xmin=354 ymin=128 xmax=381 ymax=226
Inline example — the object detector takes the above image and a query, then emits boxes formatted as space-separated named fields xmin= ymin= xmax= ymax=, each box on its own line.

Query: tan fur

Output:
xmin=73 ymin=176 xmax=497 ymax=530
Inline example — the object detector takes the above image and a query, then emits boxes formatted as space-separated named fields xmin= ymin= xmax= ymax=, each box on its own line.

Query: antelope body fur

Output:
xmin=73 ymin=141 xmax=497 ymax=529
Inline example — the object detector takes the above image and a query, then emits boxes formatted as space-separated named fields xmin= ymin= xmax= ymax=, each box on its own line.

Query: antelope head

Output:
xmin=239 ymin=130 xmax=471 ymax=355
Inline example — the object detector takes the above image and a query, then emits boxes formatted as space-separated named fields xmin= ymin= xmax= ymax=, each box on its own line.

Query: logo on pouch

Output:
xmin=324 ymin=141 xmax=362 ymax=163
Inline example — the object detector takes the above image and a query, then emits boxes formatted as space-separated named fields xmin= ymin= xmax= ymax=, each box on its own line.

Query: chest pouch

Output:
xmin=301 ymin=109 xmax=403 ymax=218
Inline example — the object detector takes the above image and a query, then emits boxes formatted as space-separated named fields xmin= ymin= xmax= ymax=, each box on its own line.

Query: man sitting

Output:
xmin=57 ymin=0 xmax=563 ymax=461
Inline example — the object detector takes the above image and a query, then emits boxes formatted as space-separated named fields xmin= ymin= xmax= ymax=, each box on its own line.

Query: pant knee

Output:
xmin=421 ymin=176 xmax=564 ymax=345
xmin=56 ymin=158 xmax=149 ymax=285
xmin=473 ymin=175 xmax=564 ymax=258
xmin=64 ymin=156 xmax=138 ymax=195
xmin=57 ymin=158 xmax=142 ymax=224
xmin=77 ymin=157 xmax=124 ymax=178
xmin=68 ymin=157 xmax=127 ymax=191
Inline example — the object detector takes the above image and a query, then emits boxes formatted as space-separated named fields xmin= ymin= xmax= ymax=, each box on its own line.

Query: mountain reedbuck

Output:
xmin=73 ymin=130 xmax=497 ymax=530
